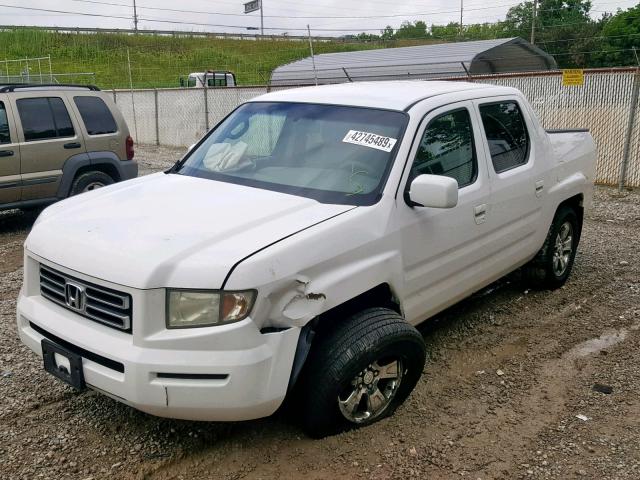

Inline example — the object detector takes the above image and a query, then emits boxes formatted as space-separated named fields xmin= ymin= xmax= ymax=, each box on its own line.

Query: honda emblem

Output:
xmin=65 ymin=283 xmax=86 ymax=312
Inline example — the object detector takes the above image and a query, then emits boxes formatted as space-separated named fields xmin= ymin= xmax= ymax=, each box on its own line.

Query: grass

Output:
xmin=0 ymin=29 xmax=425 ymax=89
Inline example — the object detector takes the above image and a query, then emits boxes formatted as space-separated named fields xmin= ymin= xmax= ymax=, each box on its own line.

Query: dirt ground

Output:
xmin=1 ymin=145 xmax=639 ymax=480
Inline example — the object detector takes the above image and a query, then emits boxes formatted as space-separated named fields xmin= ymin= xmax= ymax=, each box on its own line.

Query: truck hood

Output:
xmin=26 ymin=173 xmax=354 ymax=289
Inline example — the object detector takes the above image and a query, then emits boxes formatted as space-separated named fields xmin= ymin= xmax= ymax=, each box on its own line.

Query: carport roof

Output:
xmin=270 ymin=37 xmax=557 ymax=85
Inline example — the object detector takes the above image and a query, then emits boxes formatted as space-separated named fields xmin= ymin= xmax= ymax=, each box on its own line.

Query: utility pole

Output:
xmin=133 ymin=0 xmax=139 ymax=32
xmin=307 ymin=25 xmax=318 ymax=86
xmin=459 ymin=0 xmax=463 ymax=37
xmin=260 ymin=0 xmax=264 ymax=36
xmin=531 ymin=0 xmax=537 ymax=44
xmin=126 ymin=48 xmax=138 ymax=142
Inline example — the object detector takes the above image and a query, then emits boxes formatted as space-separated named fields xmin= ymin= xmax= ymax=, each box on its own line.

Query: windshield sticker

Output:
xmin=342 ymin=130 xmax=398 ymax=153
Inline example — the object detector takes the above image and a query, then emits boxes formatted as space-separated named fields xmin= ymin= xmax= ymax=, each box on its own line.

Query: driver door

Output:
xmin=394 ymin=100 xmax=494 ymax=324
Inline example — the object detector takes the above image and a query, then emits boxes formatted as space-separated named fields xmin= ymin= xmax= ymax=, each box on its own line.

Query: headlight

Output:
xmin=166 ymin=289 xmax=256 ymax=329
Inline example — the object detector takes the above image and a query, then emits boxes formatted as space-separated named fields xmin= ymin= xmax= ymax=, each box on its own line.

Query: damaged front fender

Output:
xmin=279 ymin=276 xmax=327 ymax=326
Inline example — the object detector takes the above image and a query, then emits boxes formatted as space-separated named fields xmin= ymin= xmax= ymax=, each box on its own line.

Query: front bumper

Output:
xmin=17 ymin=262 xmax=299 ymax=422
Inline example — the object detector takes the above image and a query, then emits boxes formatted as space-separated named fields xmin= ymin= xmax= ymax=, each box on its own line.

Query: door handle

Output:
xmin=474 ymin=204 xmax=487 ymax=225
xmin=63 ymin=142 xmax=82 ymax=149
xmin=535 ymin=180 xmax=544 ymax=197
xmin=0 ymin=150 xmax=14 ymax=157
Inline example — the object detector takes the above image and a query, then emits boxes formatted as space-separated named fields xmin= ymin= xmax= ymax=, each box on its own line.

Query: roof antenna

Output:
xmin=342 ymin=67 xmax=353 ymax=82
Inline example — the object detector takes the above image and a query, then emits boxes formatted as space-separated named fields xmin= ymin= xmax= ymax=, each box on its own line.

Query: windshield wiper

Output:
xmin=165 ymin=157 xmax=188 ymax=174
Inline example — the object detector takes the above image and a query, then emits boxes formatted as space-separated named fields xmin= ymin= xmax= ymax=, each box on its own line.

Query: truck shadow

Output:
xmin=415 ymin=275 xmax=521 ymax=340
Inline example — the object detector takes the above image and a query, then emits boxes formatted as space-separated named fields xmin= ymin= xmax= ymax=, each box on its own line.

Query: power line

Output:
xmin=67 ymin=0 xmax=634 ymax=20
xmin=0 ymin=2 xmax=634 ymax=35
xmin=68 ymin=0 xmax=522 ymax=19
xmin=0 ymin=3 xmax=135 ymax=22
xmin=134 ymin=13 xmax=604 ymax=32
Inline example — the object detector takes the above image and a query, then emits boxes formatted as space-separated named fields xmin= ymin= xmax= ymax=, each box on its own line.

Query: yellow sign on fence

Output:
xmin=562 ymin=69 xmax=584 ymax=86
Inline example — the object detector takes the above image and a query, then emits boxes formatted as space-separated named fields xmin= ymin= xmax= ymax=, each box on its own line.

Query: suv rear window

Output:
xmin=74 ymin=96 xmax=118 ymax=135
xmin=479 ymin=101 xmax=529 ymax=173
xmin=0 ymin=102 xmax=10 ymax=144
xmin=17 ymin=97 xmax=75 ymax=141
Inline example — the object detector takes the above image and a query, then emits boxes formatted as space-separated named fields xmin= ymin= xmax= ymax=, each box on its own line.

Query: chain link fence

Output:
xmin=111 ymin=68 xmax=640 ymax=188
xmin=468 ymin=69 xmax=637 ymax=187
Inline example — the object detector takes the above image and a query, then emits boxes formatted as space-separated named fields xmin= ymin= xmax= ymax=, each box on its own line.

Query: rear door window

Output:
xmin=16 ymin=97 xmax=75 ymax=141
xmin=0 ymin=102 xmax=10 ymax=144
xmin=479 ymin=101 xmax=529 ymax=173
xmin=74 ymin=96 xmax=118 ymax=135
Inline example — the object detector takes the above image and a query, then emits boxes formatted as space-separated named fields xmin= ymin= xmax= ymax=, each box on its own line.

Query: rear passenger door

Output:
xmin=0 ymin=95 xmax=21 ymax=204
xmin=11 ymin=93 xmax=86 ymax=201
xmin=474 ymin=96 xmax=545 ymax=268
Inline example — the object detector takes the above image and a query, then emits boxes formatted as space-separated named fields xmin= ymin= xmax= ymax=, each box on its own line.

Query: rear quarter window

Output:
xmin=74 ymin=96 xmax=118 ymax=135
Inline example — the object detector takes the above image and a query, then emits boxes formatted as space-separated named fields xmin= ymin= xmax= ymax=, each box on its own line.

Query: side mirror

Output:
xmin=408 ymin=174 xmax=458 ymax=208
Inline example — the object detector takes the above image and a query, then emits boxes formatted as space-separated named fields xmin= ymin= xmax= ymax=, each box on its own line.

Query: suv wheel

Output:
xmin=298 ymin=308 xmax=426 ymax=438
xmin=70 ymin=171 xmax=115 ymax=196
xmin=523 ymin=205 xmax=580 ymax=290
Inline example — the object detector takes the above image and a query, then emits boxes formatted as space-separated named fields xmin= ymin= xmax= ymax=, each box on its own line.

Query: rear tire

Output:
xmin=70 ymin=171 xmax=114 ymax=196
xmin=523 ymin=205 xmax=580 ymax=290
xmin=298 ymin=308 xmax=426 ymax=438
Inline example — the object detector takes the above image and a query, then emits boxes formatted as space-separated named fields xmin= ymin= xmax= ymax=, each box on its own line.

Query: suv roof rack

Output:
xmin=0 ymin=84 xmax=100 ymax=93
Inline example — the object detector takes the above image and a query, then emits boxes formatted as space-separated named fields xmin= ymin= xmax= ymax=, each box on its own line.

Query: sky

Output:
xmin=0 ymin=0 xmax=638 ymax=36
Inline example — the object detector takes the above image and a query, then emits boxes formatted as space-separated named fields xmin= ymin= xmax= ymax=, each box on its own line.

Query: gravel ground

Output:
xmin=1 ymin=144 xmax=639 ymax=480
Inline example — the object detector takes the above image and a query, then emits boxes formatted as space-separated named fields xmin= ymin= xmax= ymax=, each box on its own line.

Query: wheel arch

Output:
xmin=557 ymin=193 xmax=584 ymax=240
xmin=287 ymin=282 xmax=402 ymax=392
xmin=57 ymin=152 xmax=125 ymax=198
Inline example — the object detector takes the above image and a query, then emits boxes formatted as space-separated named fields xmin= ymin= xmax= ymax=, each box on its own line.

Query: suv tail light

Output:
xmin=125 ymin=135 xmax=135 ymax=161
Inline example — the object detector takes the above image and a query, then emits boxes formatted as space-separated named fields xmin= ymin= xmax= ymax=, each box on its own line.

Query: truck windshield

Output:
xmin=175 ymin=102 xmax=408 ymax=205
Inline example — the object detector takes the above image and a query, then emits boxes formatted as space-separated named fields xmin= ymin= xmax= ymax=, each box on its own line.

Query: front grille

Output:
xmin=39 ymin=265 xmax=132 ymax=332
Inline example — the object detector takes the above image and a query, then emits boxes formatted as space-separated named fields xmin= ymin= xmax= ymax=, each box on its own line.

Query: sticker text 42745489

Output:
xmin=342 ymin=130 xmax=398 ymax=153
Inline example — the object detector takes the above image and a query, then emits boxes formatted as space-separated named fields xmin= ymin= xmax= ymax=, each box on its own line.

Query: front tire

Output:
xmin=523 ymin=205 xmax=580 ymax=290
xmin=298 ymin=308 xmax=426 ymax=438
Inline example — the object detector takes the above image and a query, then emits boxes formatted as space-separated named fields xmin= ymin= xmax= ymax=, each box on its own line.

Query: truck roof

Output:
xmin=255 ymin=80 xmax=514 ymax=111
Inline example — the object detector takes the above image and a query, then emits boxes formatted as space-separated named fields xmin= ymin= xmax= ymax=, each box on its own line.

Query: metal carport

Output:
xmin=270 ymin=37 xmax=557 ymax=86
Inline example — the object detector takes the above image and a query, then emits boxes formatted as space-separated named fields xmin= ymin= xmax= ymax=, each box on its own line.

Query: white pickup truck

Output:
xmin=17 ymin=81 xmax=595 ymax=438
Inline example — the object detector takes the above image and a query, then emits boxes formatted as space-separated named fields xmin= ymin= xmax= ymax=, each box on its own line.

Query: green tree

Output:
xmin=503 ymin=0 xmax=599 ymax=67
xmin=464 ymin=22 xmax=507 ymax=40
xmin=596 ymin=6 xmax=640 ymax=66
xmin=431 ymin=22 xmax=461 ymax=41
xmin=394 ymin=21 xmax=429 ymax=39
xmin=380 ymin=26 xmax=395 ymax=41
xmin=355 ymin=32 xmax=380 ymax=42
